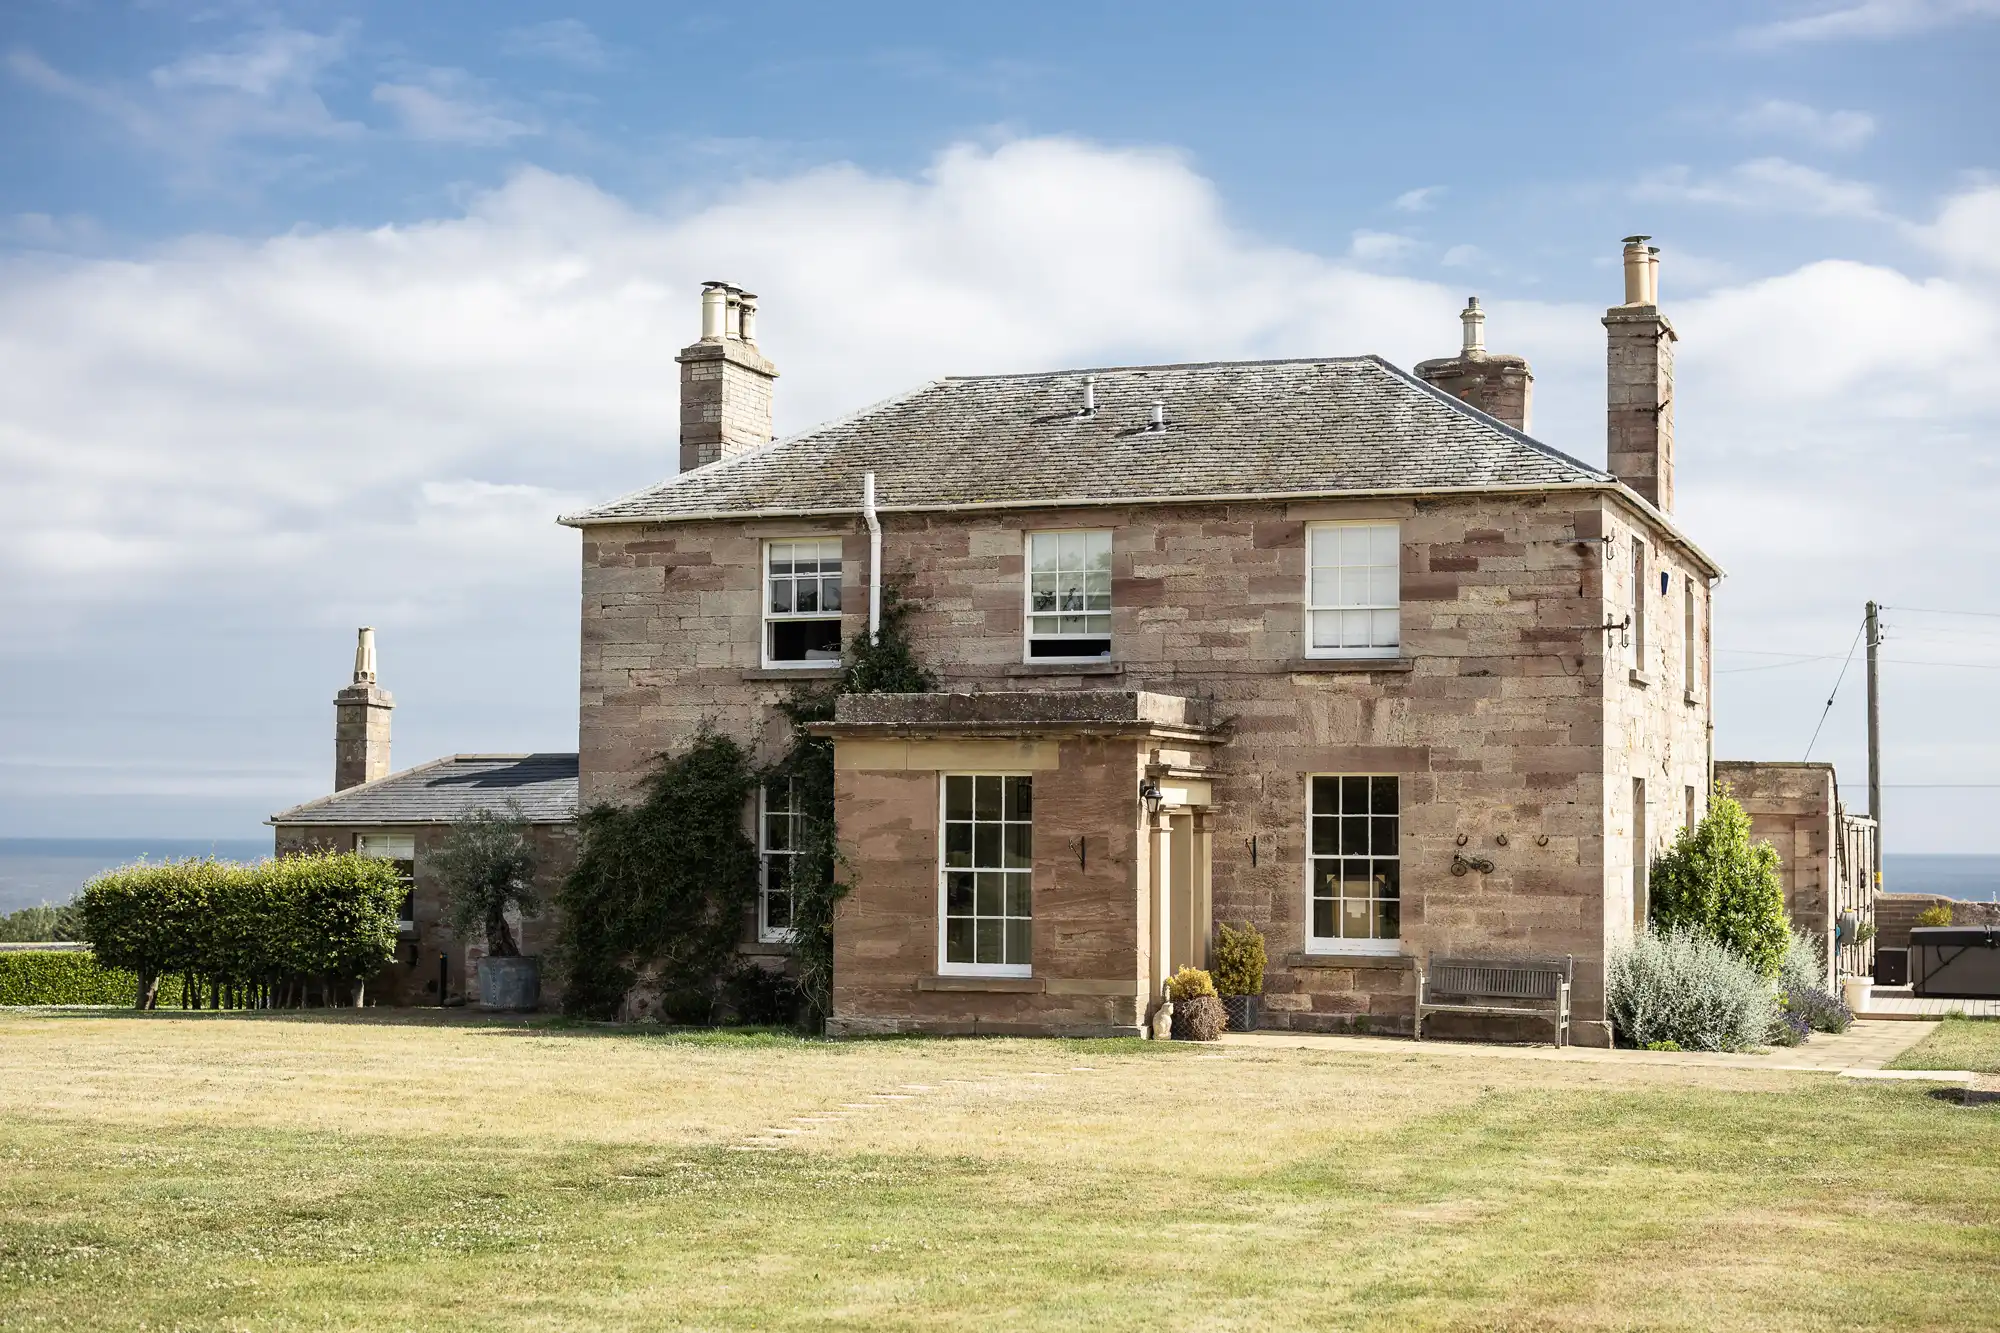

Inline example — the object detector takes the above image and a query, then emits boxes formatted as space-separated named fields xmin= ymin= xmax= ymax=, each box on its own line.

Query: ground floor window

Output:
xmin=357 ymin=832 xmax=417 ymax=927
xmin=1306 ymin=775 xmax=1400 ymax=951
xmin=759 ymin=781 xmax=801 ymax=943
xmin=939 ymin=773 xmax=1032 ymax=976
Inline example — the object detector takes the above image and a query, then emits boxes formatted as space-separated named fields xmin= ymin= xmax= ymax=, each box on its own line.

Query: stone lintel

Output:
xmin=819 ymin=689 xmax=1215 ymax=736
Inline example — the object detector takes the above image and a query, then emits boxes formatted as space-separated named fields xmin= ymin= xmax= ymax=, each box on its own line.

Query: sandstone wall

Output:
xmin=577 ymin=488 xmax=1715 ymax=1041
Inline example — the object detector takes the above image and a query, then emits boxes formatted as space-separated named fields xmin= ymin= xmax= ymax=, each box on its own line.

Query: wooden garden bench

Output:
xmin=1416 ymin=955 xmax=1572 ymax=1047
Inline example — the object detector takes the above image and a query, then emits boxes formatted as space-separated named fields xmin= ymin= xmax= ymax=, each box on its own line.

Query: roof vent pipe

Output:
xmin=1621 ymin=236 xmax=1652 ymax=305
xmin=1081 ymin=375 xmax=1096 ymax=416
xmin=1149 ymin=401 xmax=1166 ymax=431
xmin=863 ymin=472 xmax=882 ymax=645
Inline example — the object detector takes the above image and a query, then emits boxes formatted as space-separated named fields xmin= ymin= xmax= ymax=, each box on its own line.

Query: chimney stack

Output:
xmin=1603 ymin=236 xmax=1677 ymax=512
xmin=1414 ymin=297 xmax=1534 ymax=434
xmin=677 ymin=280 xmax=778 ymax=473
xmin=333 ymin=627 xmax=393 ymax=791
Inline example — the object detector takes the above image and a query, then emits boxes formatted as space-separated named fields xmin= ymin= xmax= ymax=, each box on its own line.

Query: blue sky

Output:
xmin=0 ymin=0 xmax=1996 ymax=853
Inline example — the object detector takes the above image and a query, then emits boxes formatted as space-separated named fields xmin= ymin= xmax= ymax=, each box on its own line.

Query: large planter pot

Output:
xmin=477 ymin=955 xmax=541 ymax=1012
xmin=1220 ymin=994 xmax=1261 ymax=1032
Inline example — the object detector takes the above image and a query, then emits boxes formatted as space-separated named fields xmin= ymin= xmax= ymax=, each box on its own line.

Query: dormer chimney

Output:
xmin=333 ymin=627 xmax=393 ymax=792
xmin=1604 ymin=236 xmax=1677 ymax=512
xmin=1414 ymin=296 xmax=1534 ymax=434
xmin=678 ymin=281 xmax=778 ymax=473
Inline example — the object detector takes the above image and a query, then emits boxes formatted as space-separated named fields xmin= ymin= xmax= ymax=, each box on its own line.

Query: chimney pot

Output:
xmin=1460 ymin=296 xmax=1486 ymax=356
xmin=700 ymin=282 xmax=728 ymax=341
xmin=1621 ymin=236 xmax=1652 ymax=306
xmin=738 ymin=292 xmax=759 ymax=344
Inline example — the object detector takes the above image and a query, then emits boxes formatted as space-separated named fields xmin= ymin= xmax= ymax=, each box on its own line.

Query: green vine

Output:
xmin=555 ymin=578 xmax=935 ymax=1029
xmin=556 ymin=732 xmax=762 ymax=1019
xmin=774 ymin=577 xmax=935 ymax=1030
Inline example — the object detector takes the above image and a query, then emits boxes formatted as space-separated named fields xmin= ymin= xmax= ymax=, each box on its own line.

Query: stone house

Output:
xmin=562 ymin=242 xmax=1721 ymax=1045
xmin=268 ymin=629 xmax=577 ymax=1005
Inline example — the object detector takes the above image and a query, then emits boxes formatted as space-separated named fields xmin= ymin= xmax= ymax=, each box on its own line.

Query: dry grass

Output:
xmin=1886 ymin=1015 xmax=2000 ymax=1074
xmin=2 ymin=1010 xmax=1997 ymax=1331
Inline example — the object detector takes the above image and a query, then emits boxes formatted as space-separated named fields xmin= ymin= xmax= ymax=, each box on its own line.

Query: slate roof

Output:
xmin=564 ymin=355 xmax=1614 ymax=526
xmin=268 ymin=754 xmax=578 ymax=827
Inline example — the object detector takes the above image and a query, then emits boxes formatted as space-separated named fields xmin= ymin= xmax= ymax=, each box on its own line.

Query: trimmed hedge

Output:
xmin=79 ymin=851 xmax=405 ymax=1009
xmin=0 ymin=950 xmax=139 ymax=1006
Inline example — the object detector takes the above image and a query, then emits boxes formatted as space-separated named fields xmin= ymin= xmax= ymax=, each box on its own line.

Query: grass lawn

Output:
xmin=2 ymin=1011 xmax=1997 ymax=1331
xmin=1888 ymin=1015 xmax=2000 ymax=1074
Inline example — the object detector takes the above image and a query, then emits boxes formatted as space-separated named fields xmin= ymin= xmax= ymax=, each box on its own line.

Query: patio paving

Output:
xmin=1859 ymin=987 xmax=2000 ymax=1020
xmin=1220 ymin=1018 xmax=1937 ymax=1072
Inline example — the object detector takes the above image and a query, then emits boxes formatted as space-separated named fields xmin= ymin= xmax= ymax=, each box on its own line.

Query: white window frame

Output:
xmin=761 ymin=537 xmax=845 ymax=670
xmin=1303 ymin=774 xmax=1402 ymax=956
xmin=758 ymin=781 xmax=801 ymax=944
xmin=1022 ymin=529 xmax=1113 ymax=663
xmin=936 ymin=772 xmax=1034 ymax=978
xmin=1304 ymin=521 xmax=1401 ymax=660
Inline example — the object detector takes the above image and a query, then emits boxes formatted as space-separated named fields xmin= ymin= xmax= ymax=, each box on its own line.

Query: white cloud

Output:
xmin=373 ymin=69 xmax=536 ymax=145
xmin=1 ymin=137 xmax=1996 ymax=841
xmin=1440 ymin=244 xmax=1481 ymax=268
xmin=1739 ymin=0 xmax=2000 ymax=45
xmin=1734 ymin=99 xmax=1877 ymax=149
xmin=6 ymin=29 xmax=361 ymax=188
xmin=500 ymin=19 xmax=610 ymax=70
xmin=1639 ymin=157 xmax=1883 ymax=219
xmin=1347 ymin=230 xmax=1418 ymax=265
xmin=1393 ymin=186 xmax=1444 ymax=213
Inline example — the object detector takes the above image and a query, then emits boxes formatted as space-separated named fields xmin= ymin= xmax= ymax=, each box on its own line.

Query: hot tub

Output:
xmin=1910 ymin=925 xmax=2000 ymax=999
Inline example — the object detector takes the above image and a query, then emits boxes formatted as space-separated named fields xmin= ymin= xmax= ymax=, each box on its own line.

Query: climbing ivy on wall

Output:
xmin=556 ymin=732 xmax=763 ymax=1019
xmin=774 ymin=578 xmax=936 ymax=1029
xmin=556 ymin=578 xmax=934 ymax=1028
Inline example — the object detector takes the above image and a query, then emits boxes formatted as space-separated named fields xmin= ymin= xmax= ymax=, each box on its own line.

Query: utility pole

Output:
xmin=1865 ymin=600 xmax=1882 ymax=888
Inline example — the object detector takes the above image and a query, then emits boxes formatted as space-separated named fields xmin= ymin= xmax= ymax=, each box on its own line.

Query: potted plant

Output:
xmin=1167 ymin=966 xmax=1227 ymax=1041
xmin=1212 ymin=920 xmax=1267 ymax=1032
xmin=434 ymin=804 xmax=543 ymax=1011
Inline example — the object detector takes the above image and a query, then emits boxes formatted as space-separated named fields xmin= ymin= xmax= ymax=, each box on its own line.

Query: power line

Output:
xmin=1886 ymin=605 xmax=2000 ymax=619
xmin=1803 ymin=616 xmax=1866 ymax=761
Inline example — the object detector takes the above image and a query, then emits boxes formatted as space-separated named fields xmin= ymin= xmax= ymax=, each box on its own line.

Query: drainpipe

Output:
xmin=863 ymin=472 xmax=882 ymax=645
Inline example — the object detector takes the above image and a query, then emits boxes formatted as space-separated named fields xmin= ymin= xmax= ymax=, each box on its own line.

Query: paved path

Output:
xmin=1220 ymin=1018 xmax=1935 ymax=1073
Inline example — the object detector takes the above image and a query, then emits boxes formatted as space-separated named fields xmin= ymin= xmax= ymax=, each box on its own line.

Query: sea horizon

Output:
xmin=2 ymin=835 xmax=1996 ymax=917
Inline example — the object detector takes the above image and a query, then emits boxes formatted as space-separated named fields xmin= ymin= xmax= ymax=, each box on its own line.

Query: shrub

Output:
xmin=433 ymin=804 xmax=541 ymax=957
xmin=1174 ymin=995 xmax=1227 ymax=1041
xmin=1915 ymin=903 xmax=1954 ymax=928
xmin=1166 ymin=966 xmax=1217 ymax=1002
xmin=1778 ymin=930 xmax=1826 ymax=998
xmin=557 ymin=732 xmax=763 ymax=1020
xmin=1767 ymin=1006 xmax=1809 ymax=1046
xmin=1212 ymin=921 xmax=1267 ymax=997
xmin=725 ymin=963 xmax=801 ymax=1026
xmin=1649 ymin=785 xmax=1790 ymax=977
xmin=1643 ymin=1040 xmax=1682 ymax=1052
xmin=77 ymin=853 xmax=402 ymax=1009
xmin=1607 ymin=925 xmax=1776 ymax=1052
xmin=1786 ymin=984 xmax=1853 ymax=1034
xmin=0 ymin=951 xmax=139 ymax=1006
xmin=0 ymin=903 xmax=82 ymax=943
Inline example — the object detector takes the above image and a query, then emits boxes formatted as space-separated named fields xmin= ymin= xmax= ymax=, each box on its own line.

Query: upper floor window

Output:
xmin=764 ymin=538 xmax=843 ymax=667
xmin=759 ymin=780 xmax=801 ymax=943
xmin=1305 ymin=522 xmax=1400 ymax=658
xmin=1025 ymin=530 xmax=1112 ymax=661
xmin=939 ymin=774 xmax=1033 ymax=976
xmin=1630 ymin=537 xmax=1647 ymax=668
